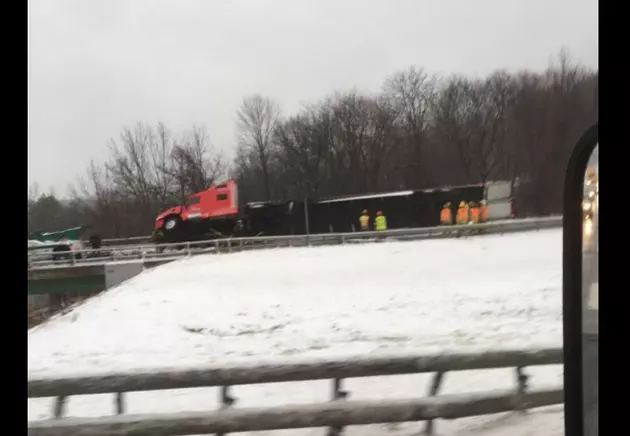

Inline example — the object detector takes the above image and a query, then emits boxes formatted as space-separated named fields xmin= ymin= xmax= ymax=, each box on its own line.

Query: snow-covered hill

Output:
xmin=28 ymin=228 xmax=564 ymax=435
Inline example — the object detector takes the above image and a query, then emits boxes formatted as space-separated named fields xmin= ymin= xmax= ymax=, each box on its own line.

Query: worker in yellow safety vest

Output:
xmin=440 ymin=202 xmax=453 ymax=225
xmin=469 ymin=202 xmax=480 ymax=224
xmin=359 ymin=209 xmax=370 ymax=231
xmin=456 ymin=201 xmax=469 ymax=225
xmin=375 ymin=210 xmax=387 ymax=231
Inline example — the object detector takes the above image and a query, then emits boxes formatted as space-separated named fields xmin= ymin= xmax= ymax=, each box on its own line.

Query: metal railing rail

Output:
xmin=28 ymin=216 xmax=562 ymax=270
xmin=29 ymin=347 xmax=563 ymax=436
xmin=96 ymin=235 xmax=153 ymax=245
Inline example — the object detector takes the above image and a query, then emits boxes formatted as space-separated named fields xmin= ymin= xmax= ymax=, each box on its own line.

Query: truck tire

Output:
xmin=162 ymin=215 xmax=183 ymax=242
xmin=164 ymin=216 xmax=180 ymax=230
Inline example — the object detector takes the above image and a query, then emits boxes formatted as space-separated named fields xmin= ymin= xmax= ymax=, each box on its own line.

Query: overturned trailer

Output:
xmin=240 ymin=182 xmax=511 ymax=236
xmin=311 ymin=184 xmax=489 ymax=233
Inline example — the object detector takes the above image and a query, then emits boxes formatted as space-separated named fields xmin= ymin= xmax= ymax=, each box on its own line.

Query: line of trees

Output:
xmin=28 ymin=124 xmax=226 ymax=237
xmin=28 ymin=51 xmax=597 ymax=239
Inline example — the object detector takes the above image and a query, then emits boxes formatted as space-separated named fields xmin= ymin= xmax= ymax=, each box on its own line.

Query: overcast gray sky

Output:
xmin=28 ymin=0 xmax=598 ymax=196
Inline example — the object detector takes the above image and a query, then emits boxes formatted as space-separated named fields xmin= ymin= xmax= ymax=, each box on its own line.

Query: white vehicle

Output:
xmin=28 ymin=239 xmax=85 ymax=264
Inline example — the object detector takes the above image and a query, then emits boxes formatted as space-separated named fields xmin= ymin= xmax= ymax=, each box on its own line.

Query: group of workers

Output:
xmin=440 ymin=201 xmax=489 ymax=225
xmin=359 ymin=209 xmax=387 ymax=231
xmin=358 ymin=200 xmax=488 ymax=232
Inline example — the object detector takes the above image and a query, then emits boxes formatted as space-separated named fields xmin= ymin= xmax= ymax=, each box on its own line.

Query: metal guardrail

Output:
xmin=92 ymin=235 xmax=153 ymax=246
xmin=28 ymin=216 xmax=562 ymax=270
xmin=28 ymin=347 xmax=563 ymax=436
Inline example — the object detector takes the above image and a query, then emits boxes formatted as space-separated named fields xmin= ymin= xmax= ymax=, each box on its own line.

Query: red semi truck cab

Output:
xmin=155 ymin=181 xmax=239 ymax=234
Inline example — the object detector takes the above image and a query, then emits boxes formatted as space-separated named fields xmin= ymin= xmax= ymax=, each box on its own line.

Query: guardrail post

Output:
xmin=227 ymin=239 xmax=232 ymax=253
xmin=186 ymin=242 xmax=191 ymax=257
xmin=114 ymin=392 xmax=125 ymax=415
xmin=424 ymin=371 xmax=445 ymax=435
xmin=215 ymin=240 xmax=220 ymax=255
xmin=53 ymin=396 xmax=66 ymax=419
xmin=514 ymin=366 xmax=530 ymax=413
xmin=217 ymin=385 xmax=236 ymax=436
xmin=327 ymin=378 xmax=349 ymax=436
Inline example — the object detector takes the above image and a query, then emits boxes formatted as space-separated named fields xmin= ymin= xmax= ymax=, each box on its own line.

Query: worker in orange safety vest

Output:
xmin=456 ymin=201 xmax=469 ymax=225
xmin=469 ymin=202 xmax=481 ymax=224
xmin=440 ymin=202 xmax=453 ymax=225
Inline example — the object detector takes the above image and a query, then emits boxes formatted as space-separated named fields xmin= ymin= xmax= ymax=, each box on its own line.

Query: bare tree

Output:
xmin=149 ymin=122 xmax=175 ymax=206
xmin=106 ymin=122 xmax=158 ymax=208
xmin=71 ymin=161 xmax=123 ymax=237
xmin=274 ymin=105 xmax=332 ymax=199
xmin=432 ymin=75 xmax=514 ymax=184
xmin=327 ymin=92 xmax=372 ymax=193
xmin=236 ymin=95 xmax=281 ymax=200
xmin=383 ymin=66 xmax=438 ymax=187
xmin=170 ymin=125 xmax=226 ymax=200
xmin=231 ymin=144 xmax=262 ymax=203
xmin=360 ymin=96 xmax=401 ymax=191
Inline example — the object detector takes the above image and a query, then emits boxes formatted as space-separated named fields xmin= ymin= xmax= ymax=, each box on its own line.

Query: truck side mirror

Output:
xmin=563 ymin=123 xmax=598 ymax=436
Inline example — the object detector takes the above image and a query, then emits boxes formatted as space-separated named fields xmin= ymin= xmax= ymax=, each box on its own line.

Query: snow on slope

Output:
xmin=28 ymin=228 xmax=564 ymax=435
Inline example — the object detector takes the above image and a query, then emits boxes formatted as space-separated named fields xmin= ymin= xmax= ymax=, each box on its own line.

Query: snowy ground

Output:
xmin=28 ymin=228 xmax=564 ymax=435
